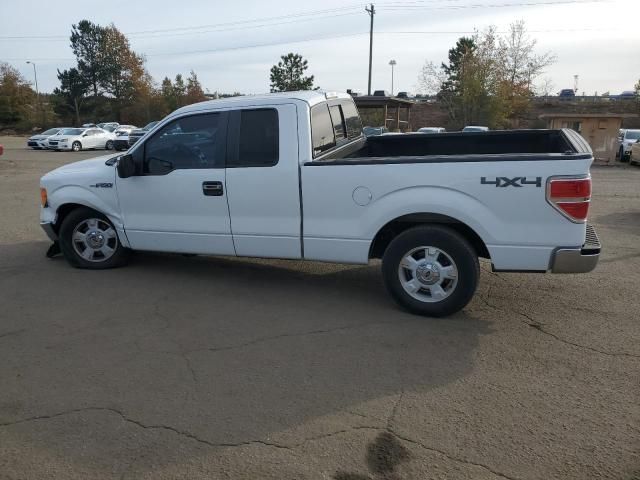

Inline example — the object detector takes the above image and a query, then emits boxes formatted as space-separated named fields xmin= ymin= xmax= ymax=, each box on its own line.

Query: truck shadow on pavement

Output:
xmin=0 ymin=241 xmax=493 ymax=478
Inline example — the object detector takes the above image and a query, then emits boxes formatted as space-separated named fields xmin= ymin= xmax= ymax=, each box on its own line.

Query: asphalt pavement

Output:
xmin=0 ymin=136 xmax=638 ymax=480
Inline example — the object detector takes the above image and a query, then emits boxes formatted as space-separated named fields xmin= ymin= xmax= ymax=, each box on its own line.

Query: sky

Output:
xmin=0 ymin=0 xmax=637 ymax=96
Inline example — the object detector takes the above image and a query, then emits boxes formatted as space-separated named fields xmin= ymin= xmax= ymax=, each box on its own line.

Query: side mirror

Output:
xmin=82 ymin=133 xmax=88 ymax=137
xmin=117 ymin=154 xmax=136 ymax=178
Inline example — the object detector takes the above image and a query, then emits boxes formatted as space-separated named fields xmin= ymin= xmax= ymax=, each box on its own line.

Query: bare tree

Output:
xmin=536 ymin=77 xmax=556 ymax=98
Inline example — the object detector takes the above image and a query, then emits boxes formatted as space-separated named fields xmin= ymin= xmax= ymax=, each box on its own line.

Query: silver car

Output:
xmin=27 ymin=128 xmax=63 ymax=149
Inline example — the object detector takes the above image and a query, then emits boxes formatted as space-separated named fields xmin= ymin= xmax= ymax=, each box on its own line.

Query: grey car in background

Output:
xmin=27 ymin=128 xmax=63 ymax=149
xmin=127 ymin=121 xmax=160 ymax=147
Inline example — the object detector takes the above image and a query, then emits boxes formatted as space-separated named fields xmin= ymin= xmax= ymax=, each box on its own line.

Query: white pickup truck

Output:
xmin=39 ymin=91 xmax=600 ymax=316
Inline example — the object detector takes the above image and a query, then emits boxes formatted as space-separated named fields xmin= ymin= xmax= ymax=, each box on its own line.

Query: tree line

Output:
xmin=419 ymin=21 xmax=556 ymax=129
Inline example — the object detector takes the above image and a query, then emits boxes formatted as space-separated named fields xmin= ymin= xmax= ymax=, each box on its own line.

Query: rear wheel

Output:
xmin=382 ymin=225 xmax=479 ymax=317
xmin=72 ymin=141 xmax=82 ymax=152
xmin=59 ymin=207 xmax=130 ymax=269
xmin=105 ymin=140 xmax=114 ymax=150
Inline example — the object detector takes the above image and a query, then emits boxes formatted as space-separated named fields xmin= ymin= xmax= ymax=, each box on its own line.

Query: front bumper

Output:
xmin=48 ymin=143 xmax=72 ymax=150
xmin=40 ymin=221 xmax=58 ymax=241
xmin=550 ymin=224 xmax=601 ymax=273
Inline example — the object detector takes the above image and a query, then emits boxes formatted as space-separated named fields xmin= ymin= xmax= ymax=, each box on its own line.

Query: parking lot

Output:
xmin=0 ymin=135 xmax=638 ymax=480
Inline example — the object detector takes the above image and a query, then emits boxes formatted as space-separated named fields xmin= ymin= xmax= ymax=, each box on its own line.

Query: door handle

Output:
xmin=202 ymin=181 xmax=223 ymax=196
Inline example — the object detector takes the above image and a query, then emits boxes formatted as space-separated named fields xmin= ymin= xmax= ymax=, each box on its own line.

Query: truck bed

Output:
xmin=309 ymin=129 xmax=592 ymax=165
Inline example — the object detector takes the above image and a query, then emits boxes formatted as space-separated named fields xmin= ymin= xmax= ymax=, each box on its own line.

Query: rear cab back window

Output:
xmin=311 ymin=99 xmax=363 ymax=158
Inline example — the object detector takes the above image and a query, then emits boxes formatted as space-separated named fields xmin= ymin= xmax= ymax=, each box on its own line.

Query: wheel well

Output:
xmin=369 ymin=213 xmax=490 ymax=260
xmin=53 ymin=203 xmax=87 ymax=233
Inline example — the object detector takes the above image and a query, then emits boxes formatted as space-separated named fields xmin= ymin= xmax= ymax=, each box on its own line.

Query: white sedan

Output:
xmin=47 ymin=128 xmax=115 ymax=152
xmin=27 ymin=128 xmax=63 ymax=149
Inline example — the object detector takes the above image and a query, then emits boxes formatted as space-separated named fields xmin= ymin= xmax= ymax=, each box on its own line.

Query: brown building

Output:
xmin=539 ymin=113 xmax=637 ymax=161
xmin=353 ymin=96 xmax=414 ymax=132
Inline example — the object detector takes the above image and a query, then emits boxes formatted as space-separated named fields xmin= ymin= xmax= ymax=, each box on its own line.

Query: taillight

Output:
xmin=546 ymin=176 xmax=591 ymax=222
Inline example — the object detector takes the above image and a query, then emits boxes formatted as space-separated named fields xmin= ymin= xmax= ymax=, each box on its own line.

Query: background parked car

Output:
xmin=363 ymin=126 xmax=389 ymax=136
xmin=462 ymin=126 xmax=489 ymax=132
xmin=128 ymin=121 xmax=159 ymax=147
xmin=558 ymin=89 xmax=576 ymax=99
xmin=113 ymin=125 xmax=138 ymax=151
xmin=417 ymin=127 xmax=446 ymax=133
xmin=27 ymin=128 xmax=63 ymax=149
xmin=98 ymin=122 xmax=120 ymax=133
xmin=617 ymin=129 xmax=640 ymax=161
xmin=48 ymin=128 xmax=115 ymax=152
xmin=629 ymin=140 xmax=640 ymax=165
xmin=618 ymin=91 xmax=638 ymax=100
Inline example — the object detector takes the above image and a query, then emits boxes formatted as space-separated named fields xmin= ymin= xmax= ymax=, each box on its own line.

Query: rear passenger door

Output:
xmin=225 ymin=104 xmax=302 ymax=259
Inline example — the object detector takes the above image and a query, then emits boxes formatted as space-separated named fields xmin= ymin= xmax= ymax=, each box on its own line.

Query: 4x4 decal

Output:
xmin=481 ymin=176 xmax=542 ymax=188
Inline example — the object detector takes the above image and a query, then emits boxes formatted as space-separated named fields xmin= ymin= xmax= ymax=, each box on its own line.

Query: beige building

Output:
xmin=539 ymin=113 xmax=637 ymax=161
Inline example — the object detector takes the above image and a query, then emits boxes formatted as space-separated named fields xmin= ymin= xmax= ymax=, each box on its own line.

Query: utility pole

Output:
xmin=365 ymin=4 xmax=375 ymax=95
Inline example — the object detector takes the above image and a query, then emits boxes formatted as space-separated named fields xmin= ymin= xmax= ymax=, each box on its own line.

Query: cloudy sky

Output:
xmin=1 ymin=0 xmax=637 ymax=96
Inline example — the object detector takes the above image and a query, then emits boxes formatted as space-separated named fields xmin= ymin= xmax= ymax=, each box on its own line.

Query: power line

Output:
xmin=0 ymin=0 xmax=607 ymax=40
xmin=378 ymin=0 xmax=608 ymax=9
xmin=0 ymin=24 xmax=618 ymax=62
xmin=0 ymin=5 xmax=364 ymax=40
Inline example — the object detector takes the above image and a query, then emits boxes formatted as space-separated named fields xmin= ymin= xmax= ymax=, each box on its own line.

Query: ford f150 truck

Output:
xmin=39 ymin=91 xmax=600 ymax=316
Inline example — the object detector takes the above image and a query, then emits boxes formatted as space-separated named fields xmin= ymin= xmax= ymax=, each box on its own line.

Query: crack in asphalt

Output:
xmin=388 ymin=428 xmax=519 ymax=480
xmin=0 ymin=407 xmax=292 ymax=451
xmin=387 ymin=391 xmax=404 ymax=430
xmin=194 ymin=318 xmax=421 ymax=356
xmin=0 ymin=405 xmax=520 ymax=479
xmin=0 ymin=328 xmax=26 ymax=340
xmin=479 ymin=288 xmax=639 ymax=359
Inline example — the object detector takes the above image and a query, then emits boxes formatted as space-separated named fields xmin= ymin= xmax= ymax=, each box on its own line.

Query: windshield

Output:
xmin=104 ymin=125 xmax=117 ymax=132
xmin=41 ymin=128 xmax=59 ymax=135
xmin=625 ymin=130 xmax=640 ymax=140
xmin=61 ymin=128 xmax=84 ymax=136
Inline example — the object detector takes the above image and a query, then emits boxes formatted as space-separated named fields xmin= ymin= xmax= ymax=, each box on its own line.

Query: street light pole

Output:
xmin=26 ymin=61 xmax=41 ymax=125
xmin=389 ymin=59 xmax=396 ymax=96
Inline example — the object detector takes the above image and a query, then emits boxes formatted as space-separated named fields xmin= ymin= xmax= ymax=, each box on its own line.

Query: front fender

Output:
xmin=43 ymin=185 xmax=129 ymax=247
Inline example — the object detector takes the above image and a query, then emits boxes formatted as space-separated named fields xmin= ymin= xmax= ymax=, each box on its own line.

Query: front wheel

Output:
xmin=72 ymin=141 xmax=82 ymax=152
xmin=59 ymin=207 xmax=130 ymax=269
xmin=382 ymin=225 xmax=479 ymax=317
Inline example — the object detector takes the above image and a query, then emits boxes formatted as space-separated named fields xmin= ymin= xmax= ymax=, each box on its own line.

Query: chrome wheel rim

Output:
xmin=398 ymin=246 xmax=458 ymax=303
xmin=72 ymin=218 xmax=118 ymax=262
xmin=72 ymin=143 xmax=80 ymax=151
xmin=106 ymin=141 xmax=113 ymax=150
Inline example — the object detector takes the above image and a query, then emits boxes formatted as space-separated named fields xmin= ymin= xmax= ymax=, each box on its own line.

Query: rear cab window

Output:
xmin=311 ymin=99 xmax=363 ymax=158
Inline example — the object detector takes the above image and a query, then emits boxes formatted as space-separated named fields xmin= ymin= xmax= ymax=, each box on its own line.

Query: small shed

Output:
xmin=539 ymin=113 xmax=638 ymax=161
xmin=353 ymin=96 xmax=414 ymax=132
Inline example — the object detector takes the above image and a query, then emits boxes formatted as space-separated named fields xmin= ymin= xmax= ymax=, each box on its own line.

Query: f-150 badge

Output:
xmin=481 ymin=177 xmax=542 ymax=187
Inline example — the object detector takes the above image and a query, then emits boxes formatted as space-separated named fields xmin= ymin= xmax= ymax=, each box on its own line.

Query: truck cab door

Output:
xmin=224 ymin=105 xmax=301 ymax=259
xmin=115 ymin=111 xmax=235 ymax=255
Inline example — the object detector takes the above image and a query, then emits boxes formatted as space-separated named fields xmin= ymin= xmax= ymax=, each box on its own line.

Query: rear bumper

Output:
xmin=550 ymin=224 xmax=600 ymax=273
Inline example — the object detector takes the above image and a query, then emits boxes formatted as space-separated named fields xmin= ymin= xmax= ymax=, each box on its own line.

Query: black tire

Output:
xmin=381 ymin=225 xmax=479 ymax=317
xmin=105 ymin=140 xmax=114 ymax=150
xmin=58 ymin=207 xmax=130 ymax=269
xmin=72 ymin=141 xmax=82 ymax=152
